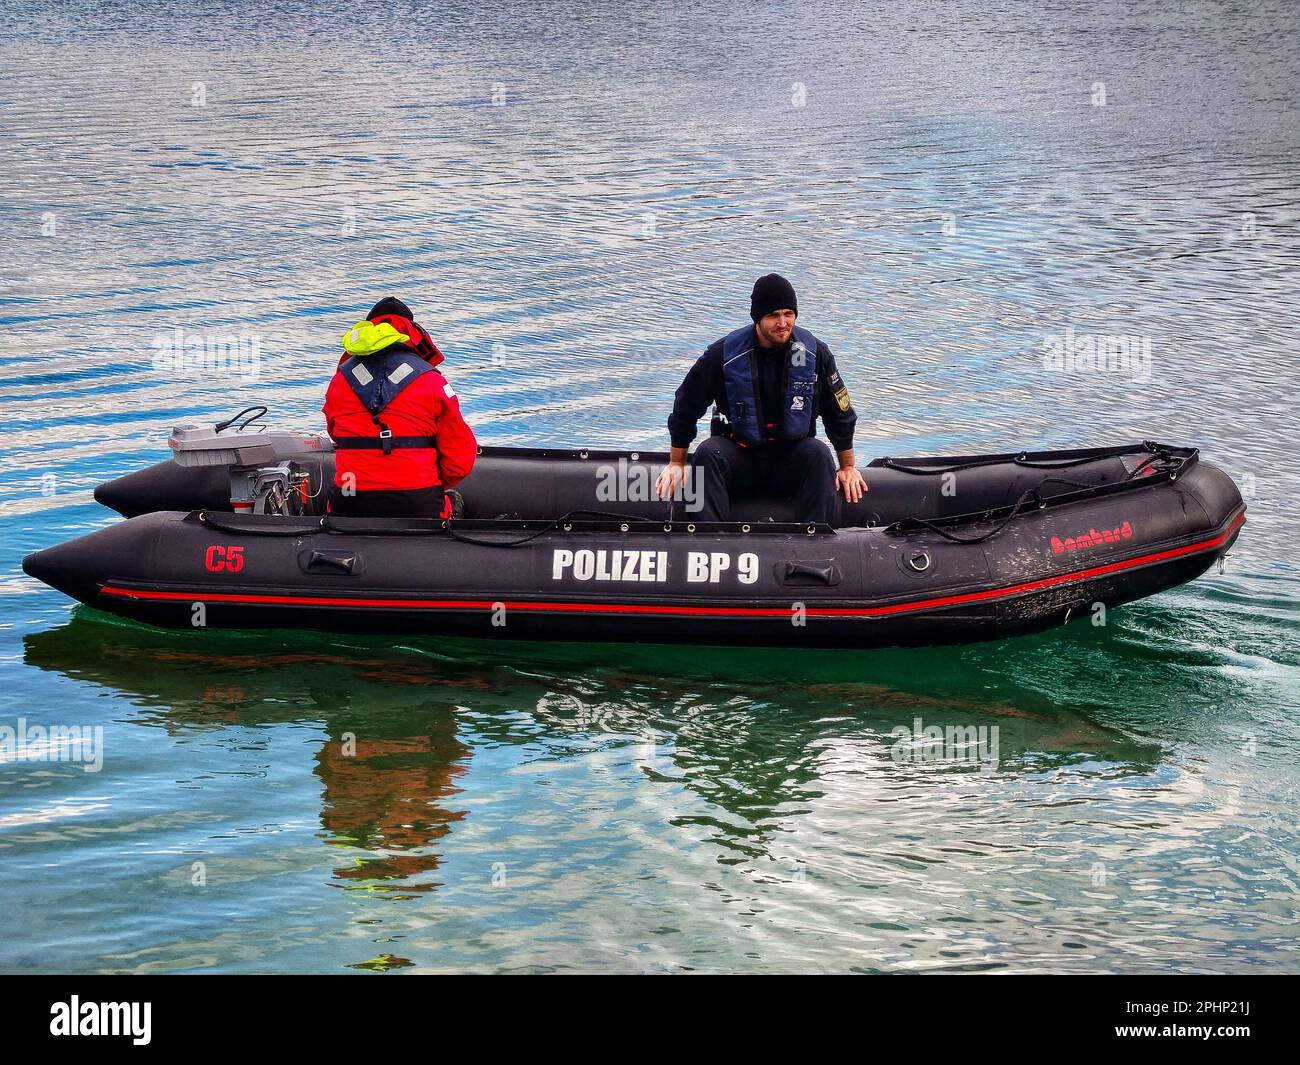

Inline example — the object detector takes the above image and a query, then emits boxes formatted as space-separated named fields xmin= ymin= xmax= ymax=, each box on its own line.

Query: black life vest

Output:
xmin=720 ymin=324 xmax=820 ymax=445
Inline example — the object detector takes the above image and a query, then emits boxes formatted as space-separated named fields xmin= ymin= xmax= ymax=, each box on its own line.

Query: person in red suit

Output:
xmin=323 ymin=297 xmax=477 ymax=518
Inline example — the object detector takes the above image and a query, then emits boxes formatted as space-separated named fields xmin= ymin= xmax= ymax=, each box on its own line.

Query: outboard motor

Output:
xmin=168 ymin=406 xmax=333 ymax=515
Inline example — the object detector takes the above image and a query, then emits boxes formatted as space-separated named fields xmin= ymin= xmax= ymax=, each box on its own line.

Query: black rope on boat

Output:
xmin=895 ymin=489 xmax=1045 ymax=545
xmin=1128 ymin=447 xmax=1187 ymax=479
xmin=196 ymin=508 xmax=658 ymax=543
xmin=881 ymin=454 xmax=1104 ymax=476
xmin=442 ymin=509 xmax=656 ymax=548
xmin=881 ymin=452 xmax=1187 ymax=546
xmin=322 ymin=520 xmax=442 ymax=536
xmin=883 ymin=442 xmax=1196 ymax=546
xmin=876 ymin=441 xmax=1171 ymax=477
xmin=198 ymin=511 xmax=323 ymax=535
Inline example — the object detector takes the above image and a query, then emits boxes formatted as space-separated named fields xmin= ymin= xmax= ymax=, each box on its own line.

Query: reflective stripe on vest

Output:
xmin=340 ymin=345 xmax=432 ymax=415
xmin=720 ymin=324 xmax=820 ymax=445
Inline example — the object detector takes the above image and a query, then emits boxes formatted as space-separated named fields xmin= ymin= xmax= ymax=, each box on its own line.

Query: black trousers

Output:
xmin=690 ymin=436 xmax=836 ymax=524
xmin=327 ymin=485 xmax=444 ymax=519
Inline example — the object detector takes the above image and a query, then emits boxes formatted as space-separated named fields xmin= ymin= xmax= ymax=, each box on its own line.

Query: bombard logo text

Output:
xmin=1051 ymin=520 xmax=1133 ymax=554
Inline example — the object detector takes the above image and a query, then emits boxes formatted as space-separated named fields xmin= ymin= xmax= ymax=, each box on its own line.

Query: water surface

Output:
xmin=1 ymin=1 xmax=1297 ymax=973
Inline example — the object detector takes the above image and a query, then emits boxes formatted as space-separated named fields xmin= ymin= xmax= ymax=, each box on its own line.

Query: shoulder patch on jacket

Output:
xmin=827 ymin=369 xmax=852 ymax=412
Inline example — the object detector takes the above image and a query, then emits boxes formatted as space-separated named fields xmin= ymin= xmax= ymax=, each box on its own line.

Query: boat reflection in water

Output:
xmin=23 ymin=609 xmax=1165 ymax=895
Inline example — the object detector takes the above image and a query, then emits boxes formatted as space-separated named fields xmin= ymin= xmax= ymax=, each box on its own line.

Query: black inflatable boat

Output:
xmin=23 ymin=415 xmax=1245 ymax=648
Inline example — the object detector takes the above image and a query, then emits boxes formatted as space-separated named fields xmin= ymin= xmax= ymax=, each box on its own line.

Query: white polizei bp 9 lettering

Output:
xmin=552 ymin=549 xmax=670 ymax=582
xmin=551 ymin=549 xmax=760 ymax=584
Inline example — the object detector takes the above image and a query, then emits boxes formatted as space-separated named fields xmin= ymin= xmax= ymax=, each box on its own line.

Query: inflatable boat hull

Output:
xmin=27 ymin=444 xmax=1245 ymax=649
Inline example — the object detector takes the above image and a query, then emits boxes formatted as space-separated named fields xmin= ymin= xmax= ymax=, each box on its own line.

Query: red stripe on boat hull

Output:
xmin=99 ymin=512 xmax=1245 ymax=620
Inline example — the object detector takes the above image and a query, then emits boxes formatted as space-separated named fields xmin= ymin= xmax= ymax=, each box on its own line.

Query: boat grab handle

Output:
xmin=306 ymin=550 xmax=357 ymax=575
xmin=781 ymin=561 xmax=841 ymax=586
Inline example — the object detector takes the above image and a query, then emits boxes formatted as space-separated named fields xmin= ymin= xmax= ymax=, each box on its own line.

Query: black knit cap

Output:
xmin=749 ymin=273 xmax=798 ymax=322
xmin=367 ymin=296 xmax=414 ymax=320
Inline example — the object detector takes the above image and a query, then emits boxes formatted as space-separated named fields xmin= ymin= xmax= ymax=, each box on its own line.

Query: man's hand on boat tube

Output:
xmin=656 ymin=449 xmax=690 ymax=500
xmin=836 ymin=452 xmax=867 ymax=504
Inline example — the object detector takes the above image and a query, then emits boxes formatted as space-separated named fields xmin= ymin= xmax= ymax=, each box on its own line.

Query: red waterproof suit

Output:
xmin=322 ymin=314 xmax=477 ymax=493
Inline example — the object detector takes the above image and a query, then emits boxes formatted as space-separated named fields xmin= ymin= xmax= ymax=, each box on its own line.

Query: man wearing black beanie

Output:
xmin=656 ymin=274 xmax=865 ymax=524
